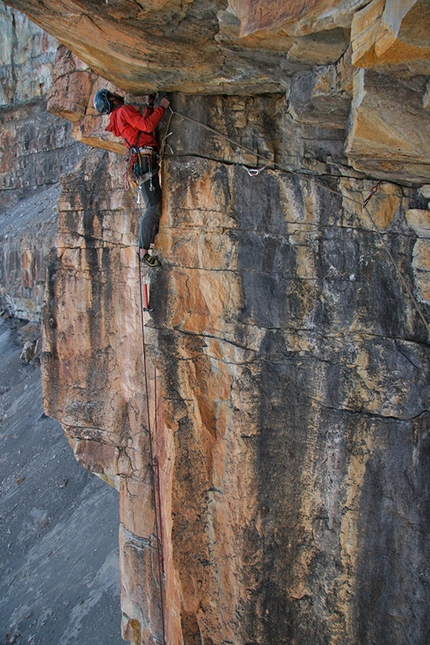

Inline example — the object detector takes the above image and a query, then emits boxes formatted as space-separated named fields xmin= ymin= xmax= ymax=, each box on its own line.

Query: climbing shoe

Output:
xmin=141 ymin=253 xmax=161 ymax=267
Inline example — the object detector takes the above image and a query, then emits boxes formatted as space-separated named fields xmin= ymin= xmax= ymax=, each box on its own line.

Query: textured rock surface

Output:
xmin=0 ymin=8 xmax=124 ymax=643
xmin=0 ymin=99 xmax=85 ymax=319
xmin=0 ymin=185 xmax=59 ymax=320
xmin=6 ymin=0 xmax=429 ymax=182
xmin=0 ymin=99 xmax=84 ymax=211
xmin=406 ymin=208 xmax=430 ymax=303
xmin=41 ymin=92 xmax=430 ymax=644
xmin=351 ymin=0 xmax=430 ymax=73
xmin=26 ymin=0 xmax=428 ymax=184
xmin=0 ymin=3 xmax=87 ymax=320
xmin=2 ymin=0 xmax=427 ymax=92
xmin=346 ymin=69 xmax=430 ymax=183
xmin=0 ymin=1 xmax=57 ymax=106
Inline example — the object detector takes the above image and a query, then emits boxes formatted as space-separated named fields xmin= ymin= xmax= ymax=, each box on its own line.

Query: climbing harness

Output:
xmin=137 ymin=261 xmax=167 ymax=645
xmin=122 ymin=130 xmax=158 ymax=204
xmin=125 ymin=147 xmax=158 ymax=203
xmin=165 ymin=107 xmax=430 ymax=336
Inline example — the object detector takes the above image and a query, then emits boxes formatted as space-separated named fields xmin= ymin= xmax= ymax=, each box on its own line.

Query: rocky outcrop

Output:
xmin=350 ymin=0 xmax=430 ymax=72
xmin=0 ymin=184 xmax=59 ymax=320
xmin=0 ymin=98 xmax=85 ymax=319
xmin=345 ymin=0 xmax=430 ymax=182
xmin=406 ymin=202 xmax=430 ymax=303
xmin=345 ymin=70 xmax=430 ymax=183
xmin=23 ymin=0 xmax=427 ymax=185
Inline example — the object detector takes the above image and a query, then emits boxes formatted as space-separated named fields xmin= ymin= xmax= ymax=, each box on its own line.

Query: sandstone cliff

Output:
xmin=2 ymin=0 xmax=430 ymax=644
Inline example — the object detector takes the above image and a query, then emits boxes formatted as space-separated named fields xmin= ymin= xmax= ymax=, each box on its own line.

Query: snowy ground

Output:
xmin=0 ymin=315 xmax=125 ymax=645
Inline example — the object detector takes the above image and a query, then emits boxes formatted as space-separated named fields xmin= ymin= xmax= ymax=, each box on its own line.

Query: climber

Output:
xmin=93 ymin=89 xmax=170 ymax=267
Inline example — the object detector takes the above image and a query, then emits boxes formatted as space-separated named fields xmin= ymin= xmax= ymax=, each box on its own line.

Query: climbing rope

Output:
xmin=138 ymin=259 xmax=167 ymax=645
xmin=167 ymin=107 xmax=430 ymax=336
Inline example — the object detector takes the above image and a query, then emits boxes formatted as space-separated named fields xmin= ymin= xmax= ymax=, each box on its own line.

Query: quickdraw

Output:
xmin=363 ymin=180 xmax=382 ymax=207
xmin=245 ymin=160 xmax=273 ymax=177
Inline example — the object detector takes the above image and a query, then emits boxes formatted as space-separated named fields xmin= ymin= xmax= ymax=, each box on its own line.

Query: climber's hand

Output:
xmin=160 ymin=97 xmax=170 ymax=109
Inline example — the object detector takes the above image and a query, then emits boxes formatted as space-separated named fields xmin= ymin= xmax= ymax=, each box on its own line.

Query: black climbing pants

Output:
xmin=138 ymin=157 xmax=162 ymax=251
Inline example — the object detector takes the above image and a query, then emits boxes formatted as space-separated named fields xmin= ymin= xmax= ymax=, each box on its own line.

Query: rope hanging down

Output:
xmin=167 ymin=107 xmax=430 ymax=337
xmin=138 ymin=260 xmax=167 ymax=645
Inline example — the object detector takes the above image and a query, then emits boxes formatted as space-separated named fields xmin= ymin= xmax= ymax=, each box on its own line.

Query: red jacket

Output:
xmin=106 ymin=104 xmax=165 ymax=150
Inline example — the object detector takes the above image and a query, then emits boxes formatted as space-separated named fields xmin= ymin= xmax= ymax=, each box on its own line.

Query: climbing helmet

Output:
xmin=93 ymin=89 xmax=116 ymax=115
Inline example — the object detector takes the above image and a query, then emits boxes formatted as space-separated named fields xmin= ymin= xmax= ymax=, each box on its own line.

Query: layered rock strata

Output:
xmin=42 ymin=91 xmax=430 ymax=644
xmin=0 ymin=100 xmax=85 ymax=319
xmin=34 ymin=0 xmax=430 ymax=185
xmin=0 ymin=2 xmax=85 ymax=320
xmin=0 ymin=0 xmax=57 ymax=106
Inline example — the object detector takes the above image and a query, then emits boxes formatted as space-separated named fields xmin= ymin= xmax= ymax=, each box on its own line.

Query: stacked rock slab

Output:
xmin=2 ymin=0 xmax=429 ymax=643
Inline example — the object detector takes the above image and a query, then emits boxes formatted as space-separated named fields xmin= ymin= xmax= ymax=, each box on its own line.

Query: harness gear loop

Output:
xmin=122 ymin=130 xmax=159 ymax=200
xmin=126 ymin=145 xmax=158 ymax=202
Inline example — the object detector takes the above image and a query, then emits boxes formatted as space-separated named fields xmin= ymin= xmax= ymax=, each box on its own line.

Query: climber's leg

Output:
xmin=138 ymin=159 xmax=162 ymax=264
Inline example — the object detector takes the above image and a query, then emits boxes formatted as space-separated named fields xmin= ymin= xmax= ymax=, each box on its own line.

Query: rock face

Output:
xmin=41 ymin=90 xmax=430 ymax=645
xmin=19 ymin=0 xmax=427 ymax=185
xmin=1 ymin=0 xmax=429 ymax=644
xmin=0 ymin=99 xmax=85 ymax=318
xmin=0 ymin=184 xmax=60 ymax=319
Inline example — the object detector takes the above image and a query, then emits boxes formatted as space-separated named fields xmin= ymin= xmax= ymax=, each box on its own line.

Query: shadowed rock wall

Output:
xmin=0 ymin=0 xmax=57 ymax=106
xmin=0 ymin=2 xmax=85 ymax=319
xmin=42 ymin=93 xmax=430 ymax=645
